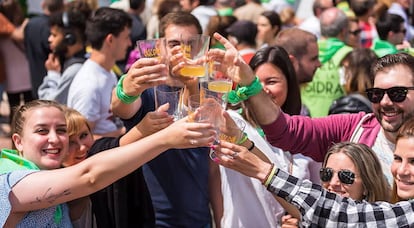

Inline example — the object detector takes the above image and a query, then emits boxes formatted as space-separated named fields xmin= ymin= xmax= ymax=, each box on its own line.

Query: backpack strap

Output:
xmin=349 ymin=113 xmax=372 ymax=143
xmin=63 ymin=57 xmax=86 ymax=72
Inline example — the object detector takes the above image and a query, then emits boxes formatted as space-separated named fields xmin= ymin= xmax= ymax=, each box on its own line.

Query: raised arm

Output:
xmin=214 ymin=141 xmax=414 ymax=227
xmin=7 ymin=118 xmax=215 ymax=213
xmin=111 ymin=58 xmax=167 ymax=119
xmin=208 ymin=33 xmax=280 ymax=125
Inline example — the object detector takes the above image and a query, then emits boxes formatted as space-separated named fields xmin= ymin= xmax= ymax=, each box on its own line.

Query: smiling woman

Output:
xmin=0 ymin=100 xmax=215 ymax=227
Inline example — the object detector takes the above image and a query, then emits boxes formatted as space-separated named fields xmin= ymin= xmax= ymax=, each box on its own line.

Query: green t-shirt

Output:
xmin=301 ymin=38 xmax=352 ymax=117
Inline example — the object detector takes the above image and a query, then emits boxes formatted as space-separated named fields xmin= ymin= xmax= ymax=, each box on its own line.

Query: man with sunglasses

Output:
xmin=237 ymin=52 xmax=414 ymax=187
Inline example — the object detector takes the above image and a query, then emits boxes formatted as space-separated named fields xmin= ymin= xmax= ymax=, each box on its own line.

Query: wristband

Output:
xmin=227 ymin=77 xmax=263 ymax=104
xmin=236 ymin=132 xmax=248 ymax=145
xmin=263 ymin=164 xmax=277 ymax=187
xmin=116 ymin=74 xmax=140 ymax=104
xmin=247 ymin=140 xmax=255 ymax=151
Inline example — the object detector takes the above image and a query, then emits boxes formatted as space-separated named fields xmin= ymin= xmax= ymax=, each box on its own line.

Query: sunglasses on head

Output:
xmin=365 ymin=86 xmax=414 ymax=103
xmin=320 ymin=167 xmax=356 ymax=185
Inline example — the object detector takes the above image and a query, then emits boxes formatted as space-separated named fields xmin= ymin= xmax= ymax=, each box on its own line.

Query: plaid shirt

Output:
xmin=268 ymin=169 xmax=414 ymax=227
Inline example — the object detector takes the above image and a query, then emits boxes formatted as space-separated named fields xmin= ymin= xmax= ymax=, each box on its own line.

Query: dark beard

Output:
xmin=53 ymin=41 xmax=68 ymax=59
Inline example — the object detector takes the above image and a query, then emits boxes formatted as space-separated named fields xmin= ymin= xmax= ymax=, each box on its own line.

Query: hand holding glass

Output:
xmin=179 ymin=34 xmax=210 ymax=77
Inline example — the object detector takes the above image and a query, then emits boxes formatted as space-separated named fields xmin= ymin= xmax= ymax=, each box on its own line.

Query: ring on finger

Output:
xmin=190 ymin=139 xmax=197 ymax=145
xmin=231 ymin=152 xmax=238 ymax=159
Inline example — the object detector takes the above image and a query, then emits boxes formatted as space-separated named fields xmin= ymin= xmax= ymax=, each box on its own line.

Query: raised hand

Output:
xmin=213 ymin=140 xmax=271 ymax=183
xmin=207 ymin=33 xmax=255 ymax=86
xmin=135 ymin=103 xmax=174 ymax=138
xmin=162 ymin=116 xmax=216 ymax=149
xmin=123 ymin=57 xmax=168 ymax=97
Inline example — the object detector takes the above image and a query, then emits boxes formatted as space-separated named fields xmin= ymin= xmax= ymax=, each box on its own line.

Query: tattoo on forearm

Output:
xmin=30 ymin=188 xmax=71 ymax=205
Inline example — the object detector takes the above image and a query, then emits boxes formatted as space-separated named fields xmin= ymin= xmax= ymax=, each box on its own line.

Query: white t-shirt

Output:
xmin=220 ymin=110 xmax=321 ymax=227
xmin=67 ymin=59 xmax=118 ymax=135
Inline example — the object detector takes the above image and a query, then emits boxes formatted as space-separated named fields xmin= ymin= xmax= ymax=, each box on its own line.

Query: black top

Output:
xmin=88 ymin=137 xmax=155 ymax=228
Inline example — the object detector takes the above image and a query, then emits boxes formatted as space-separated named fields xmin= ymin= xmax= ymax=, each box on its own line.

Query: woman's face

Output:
xmin=322 ymin=152 xmax=366 ymax=200
xmin=13 ymin=107 xmax=68 ymax=170
xmin=63 ymin=123 xmax=94 ymax=167
xmin=256 ymin=63 xmax=288 ymax=107
xmin=391 ymin=137 xmax=414 ymax=200
xmin=256 ymin=15 xmax=277 ymax=45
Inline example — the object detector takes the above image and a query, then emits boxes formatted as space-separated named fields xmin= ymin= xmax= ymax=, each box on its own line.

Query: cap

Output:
xmin=226 ymin=20 xmax=257 ymax=45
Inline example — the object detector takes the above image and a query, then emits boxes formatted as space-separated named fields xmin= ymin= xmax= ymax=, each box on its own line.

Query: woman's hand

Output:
xmin=207 ymin=33 xmax=256 ymax=86
xmin=281 ymin=214 xmax=300 ymax=228
xmin=135 ymin=103 xmax=174 ymax=138
xmin=213 ymin=140 xmax=272 ymax=183
xmin=123 ymin=57 xmax=168 ymax=96
xmin=162 ymin=115 xmax=216 ymax=149
xmin=219 ymin=111 xmax=244 ymax=143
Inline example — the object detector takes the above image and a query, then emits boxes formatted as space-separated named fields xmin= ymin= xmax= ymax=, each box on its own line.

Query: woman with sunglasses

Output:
xmin=212 ymin=115 xmax=414 ymax=226
xmin=282 ymin=142 xmax=390 ymax=227
xmin=209 ymin=32 xmax=414 ymax=189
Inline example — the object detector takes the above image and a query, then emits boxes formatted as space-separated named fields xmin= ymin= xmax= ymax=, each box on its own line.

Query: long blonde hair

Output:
xmin=323 ymin=142 xmax=390 ymax=202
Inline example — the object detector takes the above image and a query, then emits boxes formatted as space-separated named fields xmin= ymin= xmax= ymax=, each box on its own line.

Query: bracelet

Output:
xmin=247 ymin=140 xmax=255 ymax=151
xmin=116 ymin=74 xmax=140 ymax=104
xmin=236 ymin=132 xmax=248 ymax=145
xmin=264 ymin=164 xmax=277 ymax=187
xmin=262 ymin=163 xmax=275 ymax=185
xmin=227 ymin=77 xmax=263 ymax=104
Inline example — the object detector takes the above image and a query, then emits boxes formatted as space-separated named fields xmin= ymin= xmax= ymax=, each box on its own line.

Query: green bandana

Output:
xmin=0 ymin=149 xmax=63 ymax=225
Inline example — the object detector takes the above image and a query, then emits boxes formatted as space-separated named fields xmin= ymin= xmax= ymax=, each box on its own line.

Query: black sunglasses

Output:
xmin=365 ymin=86 xmax=414 ymax=103
xmin=320 ymin=167 xmax=356 ymax=185
xmin=348 ymin=29 xmax=361 ymax=36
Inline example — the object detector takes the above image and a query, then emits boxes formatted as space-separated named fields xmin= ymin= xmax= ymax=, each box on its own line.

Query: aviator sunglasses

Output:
xmin=365 ymin=86 xmax=414 ymax=103
xmin=320 ymin=167 xmax=356 ymax=185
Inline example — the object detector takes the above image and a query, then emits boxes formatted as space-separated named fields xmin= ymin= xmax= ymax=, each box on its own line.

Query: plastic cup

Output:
xmin=179 ymin=34 xmax=210 ymax=77
xmin=154 ymin=85 xmax=183 ymax=120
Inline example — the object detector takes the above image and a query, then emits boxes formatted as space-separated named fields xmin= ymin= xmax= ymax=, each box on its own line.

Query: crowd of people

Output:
xmin=2 ymin=0 xmax=414 ymax=227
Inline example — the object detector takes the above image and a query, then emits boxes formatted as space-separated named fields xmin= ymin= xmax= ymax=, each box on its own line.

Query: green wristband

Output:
xmin=227 ymin=77 xmax=263 ymax=104
xmin=116 ymin=74 xmax=140 ymax=104
xmin=236 ymin=132 xmax=248 ymax=145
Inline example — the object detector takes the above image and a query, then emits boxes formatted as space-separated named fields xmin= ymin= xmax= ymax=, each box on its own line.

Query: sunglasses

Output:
xmin=365 ymin=86 xmax=414 ymax=103
xmin=348 ymin=29 xmax=361 ymax=36
xmin=320 ymin=167 xmax=356 ymax=185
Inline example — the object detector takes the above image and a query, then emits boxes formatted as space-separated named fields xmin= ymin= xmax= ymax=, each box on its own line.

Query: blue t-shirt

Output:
xmin=123 ymin=87 xmax=211 ymax=227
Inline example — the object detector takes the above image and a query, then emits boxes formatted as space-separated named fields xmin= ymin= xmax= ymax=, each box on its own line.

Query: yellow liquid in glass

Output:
xmin=208 ymin=81 xmax=232 ymax=93
xmin=180 ymin=65 xmax=206 ymax=77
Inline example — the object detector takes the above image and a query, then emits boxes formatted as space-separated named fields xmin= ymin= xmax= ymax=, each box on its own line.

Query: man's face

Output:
xmin=164 ymin=24 xmax=200 ymax=86
xmin=112 ymin=27 xmax=132 ymax=61
xmin=48 ymin=25 xmax=65 ymax=54
xmin=179 ymin=0 xmax=194 ymax=12
xmin=372 ymin=65 xmax=414 ymax=138
xmin=389 ymin=23 xmax=406 ymax=46
xmin=296 ymin=41 xmax=321 ymax=84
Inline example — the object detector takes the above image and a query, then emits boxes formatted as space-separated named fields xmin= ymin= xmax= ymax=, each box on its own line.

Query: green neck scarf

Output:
xmin=0 ymin=149 xmax=63 ymax=225
xmin=318 ymin=38 xmax=346 ymax=64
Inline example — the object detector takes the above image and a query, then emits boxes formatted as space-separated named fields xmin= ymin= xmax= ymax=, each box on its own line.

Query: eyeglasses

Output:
xmin=365 ymin=86 xmax=414 ymax=103
xmin=320 ymin=167 xmax=356 ymax=185
xmin=348 ymin=29 xmax=361 ymax=36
